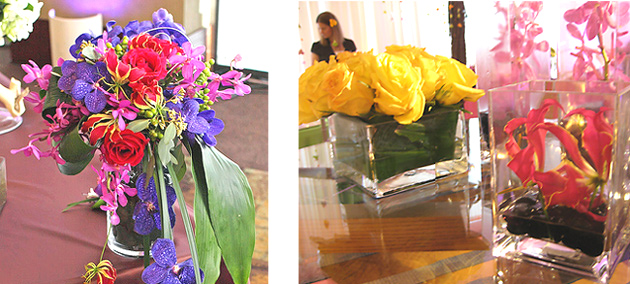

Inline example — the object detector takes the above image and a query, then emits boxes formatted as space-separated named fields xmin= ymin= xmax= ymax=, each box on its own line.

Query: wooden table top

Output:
xmin=298 ymin=136 xmax=630 ymax=284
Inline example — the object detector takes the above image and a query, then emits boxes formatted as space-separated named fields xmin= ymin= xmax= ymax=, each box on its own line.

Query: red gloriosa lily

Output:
xmin=505 ymin=99 xmax=613 ymax=217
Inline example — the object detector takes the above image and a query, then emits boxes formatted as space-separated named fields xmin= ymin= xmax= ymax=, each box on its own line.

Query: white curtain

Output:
xmin=298 ymin=1 xmax=451 ymax=73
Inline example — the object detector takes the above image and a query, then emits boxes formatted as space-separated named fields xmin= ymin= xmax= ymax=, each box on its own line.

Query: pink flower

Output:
xmin=505 ymin=99 xmax=613 ymax=220
xmin=21 ymin=60 xmax=52 ymax=90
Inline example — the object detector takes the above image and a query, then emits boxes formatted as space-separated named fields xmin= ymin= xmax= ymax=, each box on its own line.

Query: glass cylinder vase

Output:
xmin=107 ymin=167 xmax=171 ymax=258
xmin=329 ymin=108 xmax=468 ymax=198
xmin=489 ymin=80 xmax=630 ymax=282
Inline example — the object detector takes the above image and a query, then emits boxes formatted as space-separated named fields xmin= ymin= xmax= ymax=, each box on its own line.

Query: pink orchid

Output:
xmin=109 ymin=98 xmax=139 ymax=130
xmin=21 ymin=60 xmax=52 ymax=90
xmin=10 ymin=138 xmax=43 ymax=159
xmin=223 ymin=70 xmax=252 ymax=97
xmin=169 ymin=42 xmax=206 ymax=82
xmin=564 ymin=1 xmax=630 ymax=81
xmin=23 ymin=91 xmax=44 ymax=113
xmin=491 ymin=2 xmax=548 ymax=85
xmin=505 ymin=99 xmax=613 ymax=219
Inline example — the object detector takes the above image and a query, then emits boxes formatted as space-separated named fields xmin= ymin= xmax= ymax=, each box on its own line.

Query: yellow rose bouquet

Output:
xmin=299 ymin=45 xmax=485 ymax=197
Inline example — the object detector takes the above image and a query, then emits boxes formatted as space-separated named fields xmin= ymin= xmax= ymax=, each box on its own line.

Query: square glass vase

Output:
xmin=489 ymin=80 xmax=630 ymax=282
xmin=329 ymin=108 xmax=469 ymax=198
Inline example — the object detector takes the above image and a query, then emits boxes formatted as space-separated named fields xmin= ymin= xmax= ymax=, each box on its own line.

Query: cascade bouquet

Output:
xmin=0 ymin=0 xmax=42 ymax=45
xmin=12 ymin=8 xmax=254 ymax=284
xmin=299 ymin=45 xmax=484 ymax=197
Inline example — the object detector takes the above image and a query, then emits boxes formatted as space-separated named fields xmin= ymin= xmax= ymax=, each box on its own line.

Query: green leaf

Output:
xmin=57 ymin=156 xmax=93 ymax=175
xmin=190 ymin=139 xmax=255 ymax=284
xmin=58 ymin=126 xmax=96 ymax=163
xmin=168 ymin=163 xmax=203 ymax=284
xmin=62 ymin=197 xmax=100 ymax=212
xmin=42 ymin=67 xmax=72 ymax=122
xmin=158 ymin=123 xmax=177 ymax=167
xmin=154 ymin=153 xmax=173 ymax=240
xmin=172 ymin=143 xmax=187 ymax=182
xmin=187 ymin=140 xmax=222 ymax=284
xmin=127 ymin=119 xmax=151 ymax=133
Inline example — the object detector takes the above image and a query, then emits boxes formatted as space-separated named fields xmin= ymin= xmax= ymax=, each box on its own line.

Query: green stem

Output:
xmin=596 ymin=24 xmax=610 ymax=80
xmin=536 ymin=190 xmax=555 ymax=241
xmin=100 ymin=225 xmax=111 ymax=262
xmin=143 ymin=235 xmax=151 ymax=268
xmin=167 ymin=163 xmax=203 ymax=284
xmin=154 ymin=153 xmax=173 ymax=240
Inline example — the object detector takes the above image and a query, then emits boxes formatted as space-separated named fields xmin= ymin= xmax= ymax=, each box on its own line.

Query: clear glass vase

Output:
xmin=106 ymin=167 xmax=168 ymax=258
xmin=329 ymin=108 xmax=468 ymax=198
xmin=489 ymin=80 xmax=630 ymax=282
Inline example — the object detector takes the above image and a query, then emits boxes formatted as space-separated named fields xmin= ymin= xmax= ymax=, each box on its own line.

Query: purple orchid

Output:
xmin=151 ymin=8 xmax=187 ymax=45
xmin=58 ymin=61 xmax=110 ymax=113
xmin=132 ymin=173 xmax=176 ymax=235
xmin=21 ymin=60 xmax=52 ymax=90
xmin=69 ymin=33 xmax=99 ymax=59
xmin=142 ymin=238 xmax=204 ymax=284
xmin=167 ymin=98 xmax=224 ymax=146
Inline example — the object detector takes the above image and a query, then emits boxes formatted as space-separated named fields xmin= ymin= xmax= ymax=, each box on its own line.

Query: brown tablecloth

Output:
xmin=0 ymin=101 xmax=196 ymax=283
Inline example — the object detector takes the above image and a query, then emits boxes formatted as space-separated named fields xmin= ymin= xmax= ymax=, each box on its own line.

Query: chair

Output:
xmin=48 ymin=9 xmax=102 ymax=63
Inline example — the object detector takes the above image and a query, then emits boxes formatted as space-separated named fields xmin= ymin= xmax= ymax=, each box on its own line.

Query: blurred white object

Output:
xmin=48 ymin=9 xmax=102 ymax=63
xmin=0 ymin=74 xmax=26 ymax=135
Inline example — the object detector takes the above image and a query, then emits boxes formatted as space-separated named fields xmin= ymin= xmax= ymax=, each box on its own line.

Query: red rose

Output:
xmin=101 ymin=129 xmax=149 ymax=166
xmin=130 ymin=33 xmax=181 ymax=56
xmin=122 ymin=47 xmax=167 ymax=83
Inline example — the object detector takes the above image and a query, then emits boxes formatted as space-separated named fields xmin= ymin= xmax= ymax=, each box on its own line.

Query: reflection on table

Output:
xmin=298 ymin=119 xmax=630 ymax=284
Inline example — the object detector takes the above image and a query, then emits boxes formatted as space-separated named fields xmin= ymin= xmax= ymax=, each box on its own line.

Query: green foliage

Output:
xmin=157 ymin=123 xmax=178 ymax=167
xmin=127 ymin=119 xmax=151 ymax=133
xmin=42 ymin=67 xmax=72 ymax=122
xmin=187 ymin=138 xmax=255 ymax=284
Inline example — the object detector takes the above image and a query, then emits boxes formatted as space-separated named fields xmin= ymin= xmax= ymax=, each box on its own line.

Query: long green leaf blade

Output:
xmin=154 ymin=153 xmax=173 ymax=240
xmin=187 ymin=140 xmax=221 ymax=283
xmin=195 ymin=142 xmax=255 ymax=284
xmin=167 ymin=163 xmax=203 ymax=284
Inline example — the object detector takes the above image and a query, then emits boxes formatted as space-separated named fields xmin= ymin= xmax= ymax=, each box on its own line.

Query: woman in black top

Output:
xmin=311 ymin=11 xmax=357 ymax=64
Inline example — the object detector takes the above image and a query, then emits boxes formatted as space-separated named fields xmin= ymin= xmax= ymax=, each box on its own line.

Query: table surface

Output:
xmin=298 ymin=120 xmax=630 ymax=284
xmin=0 ymin=86 xmax=233 ymax=283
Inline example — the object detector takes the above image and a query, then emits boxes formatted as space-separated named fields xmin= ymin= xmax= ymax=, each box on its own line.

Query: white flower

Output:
xmin=0 ymin=0 xmax=43 ymax=44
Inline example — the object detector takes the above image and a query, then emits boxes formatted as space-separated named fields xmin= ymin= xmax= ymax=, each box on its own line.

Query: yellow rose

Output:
xmin=434 ymin=56 xmax=485 ymax=105
xmin=370 ymin=53 xmax=425 ymax=124
xmin=299 ymin=60 xmax=332 ymax=124
xmin=386 ymin=45 xmax=441 ymax=101
xmin=338 ymin=51 xmax=375 ymax=86
xmin=329 ymin=77 xmax=374 ymax=117
xmin=321 ymin=60 xmax=353 ymax=98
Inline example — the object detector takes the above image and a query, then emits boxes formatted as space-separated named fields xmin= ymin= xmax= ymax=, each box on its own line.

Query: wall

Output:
xmin=39 ymin=0 xmax=184 ymax=29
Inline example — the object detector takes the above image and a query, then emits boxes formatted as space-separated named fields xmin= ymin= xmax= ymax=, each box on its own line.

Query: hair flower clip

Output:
xmin=329 ymin=19 xmax=338 ymax=27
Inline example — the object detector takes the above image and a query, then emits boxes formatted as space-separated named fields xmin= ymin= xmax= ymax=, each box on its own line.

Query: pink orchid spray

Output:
xmin=563 ymin=1 xmax=630 ymax=81
xmin=491 ymin=1 xmax=549 ymax=85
